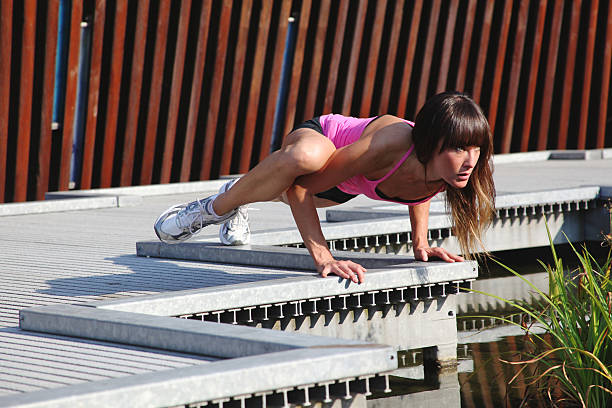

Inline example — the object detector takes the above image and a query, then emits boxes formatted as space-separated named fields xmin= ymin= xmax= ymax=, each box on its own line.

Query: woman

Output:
xmin=155 ymin=91 xmax=496 ymax=284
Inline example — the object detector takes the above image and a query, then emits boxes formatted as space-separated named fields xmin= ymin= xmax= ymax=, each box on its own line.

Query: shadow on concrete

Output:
xmin=38 ymin=253 xmax=305 ymax=298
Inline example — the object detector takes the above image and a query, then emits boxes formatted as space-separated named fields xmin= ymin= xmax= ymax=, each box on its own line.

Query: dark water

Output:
xmin=366 ymin=243 xmax=610 ymax=408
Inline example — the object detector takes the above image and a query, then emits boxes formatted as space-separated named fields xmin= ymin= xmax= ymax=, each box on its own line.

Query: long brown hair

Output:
xmin=412 ymin=91 xmax=496 ymax=258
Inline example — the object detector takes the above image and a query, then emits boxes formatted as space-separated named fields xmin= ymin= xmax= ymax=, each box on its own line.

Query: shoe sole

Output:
xmin=219 ymin=223 xmax=250 ymax=246
xmin=155 ymin=199 xmax=238 ymax=244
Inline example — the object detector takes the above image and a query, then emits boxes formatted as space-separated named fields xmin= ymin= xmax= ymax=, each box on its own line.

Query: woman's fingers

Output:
xmin=415 ymin=247 xmax=464 ymax=263
xmin=447 ymin=251 xmax=465 ymax=262
xmin=319 ymin=260 xmax=367 ymax=283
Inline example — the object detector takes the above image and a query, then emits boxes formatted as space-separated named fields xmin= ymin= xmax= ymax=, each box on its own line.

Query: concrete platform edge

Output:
xmin=93 ymin=260 xmax=478 ymax=315
xmin=0 ymin=345 xmax=394 ymax=408
xmin=19 ymin=304 xmax=376 ymax=358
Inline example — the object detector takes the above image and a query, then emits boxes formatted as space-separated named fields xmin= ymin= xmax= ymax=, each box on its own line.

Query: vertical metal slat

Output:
xmin=180 ymin=1 xmax=212 ymax=181
xmin=160 ymin=0 xmax=192 ymax=183
xmin=340 ymin=0 xmax=367 ymax=116
xmin=219 ymin=0 xmax=252 ymax=176
xmin=59 ymin=0 xmax=82 ymax=191
xmin=597 ymin=0 xmax=612 ymax=148
xmin=303 ymin=0 xmax=331 ymax=120
xmin=0 ymin=0 xmax=14 ymax=202
xmin=36 ymin=0 xmax=60 ymax=200
xmin=15 ymin=0 xmax=37 ymax=202
xmin=99 ymin=0 xmax=128 ymax=187
xmin=500 ymin=0 xmax=529 ymax=153
xmin=416 ymin=0 xmax=441 ymax=110
xmin=397 ymin=0 xmax=423 ymax=117
xmin=80 ymin=0 xmax=106 ymax=189
xmin=557 ymin=0 xmax=581 ymax=150
xmin=577 ymin=0 xmax=599 ymax=149
xmin=455 ymin=0 xmax=477 ymax=92
xmin=200 ymin=0 xmax=232 ymax=180
xmin=359 ymin=0 xmax=387 ymax=117
xmin=520 ymin=0 xmax=548 ymax=152
xmin=120 ymin=0 xmax=150 ymax=186
xmin=471 ymin=1 xmax=494 ymax=103
xmin=139 ymin=1 xmax=170 ymax=185
xmin=283 ymin=0 xmax=312 ymax=136
xmin=436 ymin=0 xmax=459 ymax=93
xmin=378 ymin=0 xmax=405 ymax=113
xmin=239 ymin=0 xmax=272 ymax=173
xmin=258 ymin=0 xmax=291 ymax=162
xmin=536 ymin=0 xmax=564 ymax=150
xmin=322 ymin=0 xmax=350 ymax=113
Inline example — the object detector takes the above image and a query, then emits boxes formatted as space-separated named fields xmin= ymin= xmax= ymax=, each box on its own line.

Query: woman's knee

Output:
xmin=280 ymin=136 xmax=334 ymax=174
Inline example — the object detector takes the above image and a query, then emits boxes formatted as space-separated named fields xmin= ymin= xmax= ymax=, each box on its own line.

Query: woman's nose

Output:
xmin=465 ymin=149 xmax=479 ymax=167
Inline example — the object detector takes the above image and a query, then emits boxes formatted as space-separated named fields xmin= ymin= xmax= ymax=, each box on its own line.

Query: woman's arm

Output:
xmin=286 ymin=183 xmax=366 ymax=283
xmin=409 ymin=201 xmax=464 ymax=262
xmin=283 ymin=132 xmax=398 ymax=282
xmin=287 ymin=184 xmax=366 ymax=283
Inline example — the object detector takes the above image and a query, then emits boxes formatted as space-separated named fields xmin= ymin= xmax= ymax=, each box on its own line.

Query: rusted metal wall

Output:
xmin=1 ymin=0 xmax=612 ymax=203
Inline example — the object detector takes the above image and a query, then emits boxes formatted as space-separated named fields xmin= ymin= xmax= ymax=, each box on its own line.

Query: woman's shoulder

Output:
xmin=368 ymin=115 xmax=414 ymax=146
xmin=356 ymin=115 xmax=414 ymax=168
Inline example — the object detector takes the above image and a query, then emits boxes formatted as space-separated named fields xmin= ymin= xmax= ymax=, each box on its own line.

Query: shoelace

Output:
xmin=175 ymin=199 xmax=206 ymax=234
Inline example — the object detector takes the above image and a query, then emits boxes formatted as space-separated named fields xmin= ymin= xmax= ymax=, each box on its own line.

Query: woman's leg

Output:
xmin=212 ymin=128 xmax=337 ymax=214
xmin=154 ymin=128 xmax=337 ymax=244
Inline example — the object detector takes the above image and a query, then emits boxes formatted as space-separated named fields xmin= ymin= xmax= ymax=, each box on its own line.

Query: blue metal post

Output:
xmin=69 ymin=19 xmax=92 ymax=188
xmin=52 ymin=0 xmax=70 ymax=129
xmin=270 ymin=16 xmax=297 ymax=152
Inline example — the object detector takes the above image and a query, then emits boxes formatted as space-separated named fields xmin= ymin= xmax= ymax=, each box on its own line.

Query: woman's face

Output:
xmin=429 ymin=145 xmax=481 ymax=188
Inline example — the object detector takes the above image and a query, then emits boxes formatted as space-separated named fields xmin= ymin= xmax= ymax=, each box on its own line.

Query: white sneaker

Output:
xmin=154 ymin=195 xmax=237 ymax=243
xmin=218 ymin=179 xmax=250 ymax=245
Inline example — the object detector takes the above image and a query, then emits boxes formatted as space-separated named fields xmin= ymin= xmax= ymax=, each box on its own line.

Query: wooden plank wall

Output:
xmin=1 ymin=0 xmax=612 ymax=203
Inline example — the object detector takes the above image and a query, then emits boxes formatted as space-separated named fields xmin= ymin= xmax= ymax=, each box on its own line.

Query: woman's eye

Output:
xmin=454 ymin=146 xmax=465 ymax=152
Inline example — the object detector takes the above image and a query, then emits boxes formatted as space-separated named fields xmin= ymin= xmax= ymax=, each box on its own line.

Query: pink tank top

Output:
xmin=318 ymin=114 xmax=442 ymax=205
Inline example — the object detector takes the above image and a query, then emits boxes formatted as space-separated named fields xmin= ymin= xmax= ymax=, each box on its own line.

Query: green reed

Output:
xmin=470 ymin=223 xmax=612 ymax=407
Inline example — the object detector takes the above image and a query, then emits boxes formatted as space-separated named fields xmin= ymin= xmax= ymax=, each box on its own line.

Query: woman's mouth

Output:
xmin=457 ymin=172 xmax=471 ymax=181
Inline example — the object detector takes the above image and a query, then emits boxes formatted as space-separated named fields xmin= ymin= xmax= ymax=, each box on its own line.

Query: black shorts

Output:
xmin=292 ymin=116 xmax=324 ymax=135
xmin=292 ymin=117 xmax=358 ymax=204
xmin=315 ymin=186 xmax=358 ymax=204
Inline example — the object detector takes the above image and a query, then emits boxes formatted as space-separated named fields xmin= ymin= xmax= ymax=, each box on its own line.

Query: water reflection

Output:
xmin=367 ymin=244 xmax=607 ymax=407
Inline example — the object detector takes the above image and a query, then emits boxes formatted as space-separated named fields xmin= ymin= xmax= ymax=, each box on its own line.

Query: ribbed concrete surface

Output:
xmin=1 ymin=154 xmax=611 ymax=400
xmin=0 ymin=328 xmax=216 ymax=396
xmin=0 ymin=191 xmax=311 ymax=398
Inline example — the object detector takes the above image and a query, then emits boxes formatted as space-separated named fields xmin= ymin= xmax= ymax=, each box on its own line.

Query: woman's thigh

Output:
xmin=278 ymin=128 xmax=336 ymax=174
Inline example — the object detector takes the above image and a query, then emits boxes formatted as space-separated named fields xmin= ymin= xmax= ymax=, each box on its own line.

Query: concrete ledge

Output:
xmin=0 ymin=197 xmax=119 ymax=217
xmin=493 ymin=186 xmax=600 ymax=208
xmin=94 ymin=261 xmax=477 ymax=316
xmin=549 ymin=149 xmax=612 ymax=160
xmin=45 ymin=178 xmax=231 ymax=199
xmin=17 ymin=304 xmax=395 ymax=407
xmin=137 ymin=241 xmax=426 ymax=269
xmin=0 ymin=179 xmax=233 ymax=217
xmin=44 ymin=192 xmax=143 ymax=207
xmin=492 ymin=148 xmax=612 ymax=164
xmin=0 ymin=342 xmax=393 ymax=408
xmin=326 ymin=187 xmax=600 ymax=223
xmin=136 ymin=241 xmax=472 ymax=274
xmin=19 ymin=304 xmax=369 ymax=358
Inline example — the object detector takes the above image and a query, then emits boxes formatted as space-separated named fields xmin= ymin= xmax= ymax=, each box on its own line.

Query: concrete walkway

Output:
xmin=1 ymin=151 xmax=611 ymax=404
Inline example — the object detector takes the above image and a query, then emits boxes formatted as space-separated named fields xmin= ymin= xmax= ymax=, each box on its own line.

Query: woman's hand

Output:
xmin=317 ymin=259 xmax=367 ymax=284
xmin=414 ymin=246 xmax=464 ymax=262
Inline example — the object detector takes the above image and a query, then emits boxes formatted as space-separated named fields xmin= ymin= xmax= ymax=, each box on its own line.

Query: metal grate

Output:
xmin=281 ymin=199 xmax=597 ymax=254
xmin=175 ymin=280 xmax=474 ymax=326
xmin=182 ymin=374 xmax=393 ymax=408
